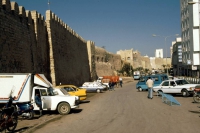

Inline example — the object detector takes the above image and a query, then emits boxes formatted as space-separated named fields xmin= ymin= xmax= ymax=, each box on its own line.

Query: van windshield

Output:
xmin=139 ymin=77 xmax=146 ymax=82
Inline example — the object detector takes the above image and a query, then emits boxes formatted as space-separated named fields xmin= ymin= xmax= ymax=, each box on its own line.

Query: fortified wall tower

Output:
xmin=45 ymin=10 xmax=90 ymax=85
xmin=95 ymin=47 xmax=121 ymax=77
xmin=87 ymin=41 xmax=98 ymax=81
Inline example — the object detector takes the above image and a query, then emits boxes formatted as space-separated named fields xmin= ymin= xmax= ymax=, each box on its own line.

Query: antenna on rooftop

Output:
xmin=48 ymin=0 xmax=50 ymax=10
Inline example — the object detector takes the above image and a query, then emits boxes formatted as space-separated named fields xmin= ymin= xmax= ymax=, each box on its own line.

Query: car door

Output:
xmin=33 ymin=88 xmax=51 ymax=111
xmin=174 ymin=80 xmax=185 ymax=93
xmin=40 ymin=89 xmax=52 ymax=110
xmin=160 ymin=81 xmax=170 ymax=93
xmin=168 ymin=81 xmax=177 ymax=93
xmin=72 ymin=86 xmax=81 ymax=96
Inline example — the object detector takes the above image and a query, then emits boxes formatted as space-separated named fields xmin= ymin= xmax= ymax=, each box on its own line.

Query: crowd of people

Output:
xmin=108 ymin=77 xmax=123 ymax=91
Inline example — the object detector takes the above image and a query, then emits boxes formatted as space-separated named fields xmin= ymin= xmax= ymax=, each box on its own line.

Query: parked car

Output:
xmin=55 ymin=85 xmax=87 ymax=101
xmin=83 ymin=82 xmax=107 ymax=88
xmin=80 ymin=82 xmax=106 ymax=93
xmin=153 ymin=79 xmax=198 ymax=97
xmin=136 ymin=74 xmax=169 ymax=91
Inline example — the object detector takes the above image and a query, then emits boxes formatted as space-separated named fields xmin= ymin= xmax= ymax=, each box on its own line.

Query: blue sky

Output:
xmin=13 ymin=0 xmax=181 ymax=57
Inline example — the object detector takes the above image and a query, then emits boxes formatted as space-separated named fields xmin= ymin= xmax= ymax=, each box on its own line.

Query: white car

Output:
xmin=153 ymin=79 xmax=199 ymax=97
xmin=53 ymin=88 xmax=80 ymax=103
xmin=80 ymin=82 xmax=106 ymax=93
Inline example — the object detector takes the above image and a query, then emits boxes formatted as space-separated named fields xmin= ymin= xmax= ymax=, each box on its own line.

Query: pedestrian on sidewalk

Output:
xmin=146 ymin=77 xmax=154 ymax=99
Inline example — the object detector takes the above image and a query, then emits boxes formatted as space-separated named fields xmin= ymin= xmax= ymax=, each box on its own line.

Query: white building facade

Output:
xmin=180 ymin=0 xmax=200 ymax=77
xmin=155 ymin=49 xmax=163 ymax=58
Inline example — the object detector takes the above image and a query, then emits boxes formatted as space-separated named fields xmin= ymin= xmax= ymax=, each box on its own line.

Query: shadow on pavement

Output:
xmin=70 ymin=109 xmax=83 ymax=114
xmin=80 ymin=100 xmax=90 ymax=104
xmin=188 ymin=110 xmax=200 ymax=114
xmin=15 ymin=126 xmax=30 ymax=132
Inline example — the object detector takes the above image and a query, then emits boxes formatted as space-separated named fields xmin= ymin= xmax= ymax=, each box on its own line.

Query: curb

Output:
xmin=23 ymin=115 xmax=62 ymax=133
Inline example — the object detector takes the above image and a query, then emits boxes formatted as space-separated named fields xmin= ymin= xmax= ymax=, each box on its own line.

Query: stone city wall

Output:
xmin=140 ymin=56 xmax=152 ymax=70
xmin=0 ymin=0 xmax=40 ymax=73
xmin=45 ymin=10 xmax=90 ymax=86
xmin=0 ymin=0 xmax=91 ymax=86
xmin=87 ymin=41 xmax=98 ymax=81
xmin=151 ymin=57 xmax=165 ymax=70
xmin=95 ymin=47 xmax=121 ymax=77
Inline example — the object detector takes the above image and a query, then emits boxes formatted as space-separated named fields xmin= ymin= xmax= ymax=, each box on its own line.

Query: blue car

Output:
xmin=136 ymin=74 xmax=169 ymax=91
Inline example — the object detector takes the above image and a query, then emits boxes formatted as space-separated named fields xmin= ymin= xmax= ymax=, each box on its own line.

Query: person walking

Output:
xmin=146 ymin=77 xmax=154 ymax=99
xmin=111 ymin=81 xmax=115 ymax=91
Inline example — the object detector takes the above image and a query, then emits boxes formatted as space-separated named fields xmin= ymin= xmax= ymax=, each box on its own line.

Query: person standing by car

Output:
xmin=146 ymin=77 xmax=154 ymax=99
xmin=109 ymin=81 xmax=112 ymax=91
xmin=35 ymin=93 xmax=43 ymax=117
xmin=119 ymin=77 xmax=123 ymax=87
xmin=111 ymin=81 xmax=115 ymax=91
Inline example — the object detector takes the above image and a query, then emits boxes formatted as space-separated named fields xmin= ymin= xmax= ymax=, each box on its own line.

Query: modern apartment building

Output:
xmin=171 ymin=38 xmax=182 ymax=76
xmin=180 ymin=0 xmax=200 ymax=77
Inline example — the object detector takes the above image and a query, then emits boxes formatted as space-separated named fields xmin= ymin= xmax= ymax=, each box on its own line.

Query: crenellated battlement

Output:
xmin=45 ymin=10 xmax=85 ymax=42
xmin=2 ymin=0 xmax=11 ymax=12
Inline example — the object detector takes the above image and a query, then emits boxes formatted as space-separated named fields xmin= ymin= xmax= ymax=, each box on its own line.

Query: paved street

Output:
xmin=14 ymin=80 xmax=200 ymax=133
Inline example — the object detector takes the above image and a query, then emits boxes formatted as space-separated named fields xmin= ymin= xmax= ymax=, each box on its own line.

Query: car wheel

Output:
xmin=7 ymin=115 xmax=18 ymax=132
xmin=182 ymin=89 xmax=189 ymax=97
xmin=157 ymin=90 xmax=163 ymax=96
xmin=97 ymin=89 xmax=101 ymax=93
xmin=27 ymin=111 xmax=34 ymax=120
xmin=138 ymin=87 xmax=142 ymax=92
xmin=57 ymin=103 xmax=71 ymax=115
xmin=193 ymin=94 xmax=200 ymax=103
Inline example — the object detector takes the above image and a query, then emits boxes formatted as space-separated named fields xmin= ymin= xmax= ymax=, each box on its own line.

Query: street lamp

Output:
xmin=188 ymin=1 xmax=199 ymax=5
xmin=152 ymin=34 xmax=179 ymax=76
xmin=48 ymin=0 xmax=50 ymax=10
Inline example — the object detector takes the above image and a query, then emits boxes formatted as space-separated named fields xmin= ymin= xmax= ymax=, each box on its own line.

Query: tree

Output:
xmin=162 ymin=64 xmax=166 ymax=73
xmin=119 ymin=63 xmax=133 ymax=76
xmin=144 ymin=68 xmax=149 ymax=74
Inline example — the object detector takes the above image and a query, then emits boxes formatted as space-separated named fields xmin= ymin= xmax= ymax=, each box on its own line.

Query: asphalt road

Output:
xmin=26 ymin=81 xmax=200 ymax=133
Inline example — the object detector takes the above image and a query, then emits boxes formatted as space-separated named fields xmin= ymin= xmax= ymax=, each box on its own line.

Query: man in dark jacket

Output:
xmin=35 ymin=93 xmax=43 ymax=116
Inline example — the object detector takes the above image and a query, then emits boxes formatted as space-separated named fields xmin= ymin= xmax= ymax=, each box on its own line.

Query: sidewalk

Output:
xmin=15 ymin=113 xmax=62 ymax=133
